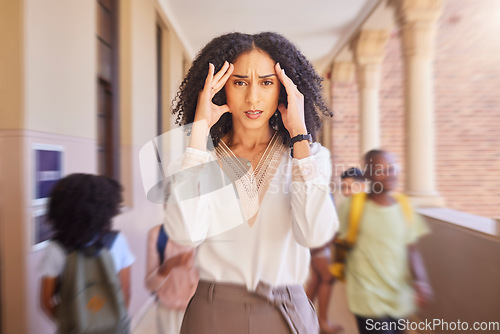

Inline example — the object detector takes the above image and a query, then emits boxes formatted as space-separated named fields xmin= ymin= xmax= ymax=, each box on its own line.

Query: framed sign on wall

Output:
xmin=32 ymin=207 xmax=55 ymax=251
xmin=32 ymin=144 xmax=64 ymax=206
xmin=31 ymin=144 xmax=63 ymax=250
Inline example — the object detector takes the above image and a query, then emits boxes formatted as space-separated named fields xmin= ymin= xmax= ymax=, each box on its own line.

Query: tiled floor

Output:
xmin=132 ymin=281 xmax=358 ymax=334
xmin=327 ymin=281 xmax=358 ymax=333
xmin=132 ymin=303 xmax=158 ymax=334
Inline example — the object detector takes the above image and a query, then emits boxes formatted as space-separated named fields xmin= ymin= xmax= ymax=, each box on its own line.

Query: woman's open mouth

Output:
xmin=244 ymin=110 xmax=263 ymax=119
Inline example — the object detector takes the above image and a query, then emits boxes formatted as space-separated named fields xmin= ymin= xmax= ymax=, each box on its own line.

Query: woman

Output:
xmin=164 ymin=32 xmax=338 ymax=334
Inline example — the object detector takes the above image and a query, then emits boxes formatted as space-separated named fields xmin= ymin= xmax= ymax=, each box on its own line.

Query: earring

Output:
xmin=271 ymin=111 xmax=279 ymax=130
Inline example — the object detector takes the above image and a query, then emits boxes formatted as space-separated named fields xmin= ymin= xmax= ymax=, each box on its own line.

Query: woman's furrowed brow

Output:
xmin=259 ymin=74 xmax=276 ymax=78
xmin=231 ymin=74 xmax=276 ymax=78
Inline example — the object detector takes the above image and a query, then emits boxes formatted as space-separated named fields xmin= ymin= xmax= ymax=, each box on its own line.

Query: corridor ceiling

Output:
xmin=160 ymin=0 xmax=381 ymax=73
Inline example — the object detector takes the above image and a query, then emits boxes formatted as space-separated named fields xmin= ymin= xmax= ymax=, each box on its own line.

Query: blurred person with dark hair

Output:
xmin=337 ymin=150 xmax=432 ymax=334
xmin=305 ymin=239 xmax=343 ymax=334
xmin=332 ymin=167 xmax=366 ymax=210
xmin=38 ymin=173 xmax=135 ymax=324
xmin=305 ymin=167 xmax=365 ymax=333
xmin=164 ymin=31 xmax=338 ymax=333
xmin=340 ymin=167 xmax=366 ymax=198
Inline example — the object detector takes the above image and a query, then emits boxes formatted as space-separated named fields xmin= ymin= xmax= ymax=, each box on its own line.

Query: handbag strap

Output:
xmin=156 ymin=225 xmax=168 ymax=265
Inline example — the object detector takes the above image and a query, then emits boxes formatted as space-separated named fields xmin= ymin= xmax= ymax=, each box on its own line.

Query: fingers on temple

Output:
xmin=213 ymin=63 xmax=234 ymax=93
xmin=204 ymin=63 xmax=215 ymax=88
xmin=212 ymin=61 xmax=230 ymax=83
xmin=275 ymin=63 xmax=301 ymax=98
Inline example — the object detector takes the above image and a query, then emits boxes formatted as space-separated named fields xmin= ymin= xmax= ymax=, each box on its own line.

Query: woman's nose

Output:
xmin=245 ymin=84 xmax=259 ymax=105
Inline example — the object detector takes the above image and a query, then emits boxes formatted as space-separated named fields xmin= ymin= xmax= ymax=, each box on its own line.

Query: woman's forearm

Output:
xmin=188 ymin=120 xmax=210 ymax=151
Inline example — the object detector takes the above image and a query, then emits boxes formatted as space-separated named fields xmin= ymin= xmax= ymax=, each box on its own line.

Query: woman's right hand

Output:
xmin=158 ymin=249 xmax=196 ymax=276
xmin=194 ymin=61 xmax=234 ymax=129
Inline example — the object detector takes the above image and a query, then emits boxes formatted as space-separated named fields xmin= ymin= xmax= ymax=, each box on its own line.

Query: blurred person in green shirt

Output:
xmin=337 ymin=150 xmax=433 ymax=334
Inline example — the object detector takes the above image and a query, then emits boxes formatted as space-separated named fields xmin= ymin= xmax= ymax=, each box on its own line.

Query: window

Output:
xmin=156 ymin=24 xmax=163 ymax=136
xmin=97 ymin=0 xmax=119 ymax=179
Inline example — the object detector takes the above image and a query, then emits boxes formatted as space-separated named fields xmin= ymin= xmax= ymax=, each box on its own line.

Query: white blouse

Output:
xmin=163 ymin=142 xmax=338 ymax=291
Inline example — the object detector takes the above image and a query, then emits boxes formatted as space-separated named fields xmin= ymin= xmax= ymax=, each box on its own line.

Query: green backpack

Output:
xmin=56 ymin=231 xmax=130 ymax=334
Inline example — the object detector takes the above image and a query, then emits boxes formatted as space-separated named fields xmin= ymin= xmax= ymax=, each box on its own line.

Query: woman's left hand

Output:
xmin=275 ymin=63 xmax=307 ymax=137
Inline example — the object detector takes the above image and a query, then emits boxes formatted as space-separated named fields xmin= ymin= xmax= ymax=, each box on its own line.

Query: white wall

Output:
xmin=25 ymin=0 xmax=96 ymax=139
xmin=0 ymin=0 xmax=190 ymax=332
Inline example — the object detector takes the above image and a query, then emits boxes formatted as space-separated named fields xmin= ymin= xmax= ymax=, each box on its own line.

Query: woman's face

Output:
xmin=224 ymin=49 xmax=280 ymax=131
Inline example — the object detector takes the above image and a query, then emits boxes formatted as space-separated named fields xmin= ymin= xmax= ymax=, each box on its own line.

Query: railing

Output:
xmin=416 ymin=212 xmax=500 ymax=333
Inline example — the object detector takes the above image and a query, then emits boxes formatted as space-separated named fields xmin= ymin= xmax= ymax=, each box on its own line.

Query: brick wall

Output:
xmin=331 ymin=81 xmax=361 ymax=179
xmin=329 ymin=0 xmax=500 ymax=218
xmin=379 ymin=28 xmax=406 ymax=194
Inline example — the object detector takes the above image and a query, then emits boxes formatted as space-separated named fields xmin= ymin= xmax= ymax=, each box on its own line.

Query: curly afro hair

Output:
xmin=172 ymin=32 xmax=332 ymax=147
xmin=48 ymin=173 xmax=123 ymax=250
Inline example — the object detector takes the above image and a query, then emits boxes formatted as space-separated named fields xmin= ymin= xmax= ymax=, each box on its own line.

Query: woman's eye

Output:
xmin=234 ymin=81 xmax=246 ymax=86
xmin=262 ymin=80 xmax=273 ymax=86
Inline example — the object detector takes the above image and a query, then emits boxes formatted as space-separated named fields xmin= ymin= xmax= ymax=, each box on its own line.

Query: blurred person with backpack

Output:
xmin=305 ymin=167 xmax=365 ymax=333
xmin=332 ymin=150 xmax=432 ymax=334
xmin=38 ymin=173 xmax=135 ymax=334
xmin=305 ymin=239 xmax=342 ymax=334
xmin=331 ymin=167 xmax=366 ymax=209
xmin=340 ymin=167 xmax=366 ymax=199
xmin=145 ymin=223 xmax=198 ymax=333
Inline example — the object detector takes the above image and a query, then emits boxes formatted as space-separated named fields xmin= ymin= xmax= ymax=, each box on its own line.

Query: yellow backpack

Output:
xmin=329 ymin=192 xmax=413 ymax=282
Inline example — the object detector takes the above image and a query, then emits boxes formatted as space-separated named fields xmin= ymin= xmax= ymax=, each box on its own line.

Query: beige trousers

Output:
xmin=180 ymin=280 xmax=319 ymax=334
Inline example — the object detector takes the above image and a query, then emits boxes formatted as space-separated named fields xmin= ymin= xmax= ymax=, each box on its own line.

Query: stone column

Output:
xmin=355 ymin=30 xmax=389 ymax=155
xmin=399 ymin=0 xmax=444 ymax=206
xmin=0 ymin=0 xmax=30 ymax=331
xmin=332 ymin=61 xmax=356 ymax=84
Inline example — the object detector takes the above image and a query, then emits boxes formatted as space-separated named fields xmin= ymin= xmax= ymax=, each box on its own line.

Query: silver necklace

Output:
xmin=225 ymin=132 xmax=276 ymax=168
